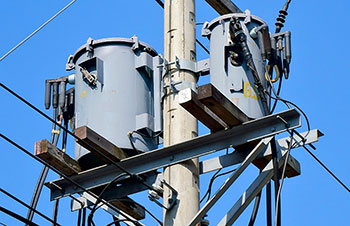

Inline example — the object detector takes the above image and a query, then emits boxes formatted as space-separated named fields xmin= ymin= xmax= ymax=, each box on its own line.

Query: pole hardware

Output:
xmin=45 ymin=76 xmax=75 ymax=122
xmin=80 ymin=67 xmax=97 ymax=86
xmin=148 ymin=179 xmax=178 ymax=211
xmin=270 ymin=31 xmax=291 ymax=79
xmin=229 ymin=16 xmax=269 ymax=115
xmin=85 ymin=37 xmax=94 ymax=57
xmin=65 ymin=55 xmax=75 ymax=71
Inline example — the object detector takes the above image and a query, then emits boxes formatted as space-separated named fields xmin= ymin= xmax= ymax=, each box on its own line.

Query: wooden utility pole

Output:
xmin=163 ymin=0 xmax=199 ymax=225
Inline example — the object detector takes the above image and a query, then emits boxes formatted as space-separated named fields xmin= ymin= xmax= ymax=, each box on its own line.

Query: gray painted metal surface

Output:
xmin=217 ymin=148 xmax=291 ymax=226
xmin=202 ymin=12 xmax=268 ymax=119
xmin=46 ymin=109 xmax=301 ymax=200
xmin=71 ymin=36 xmax=163 ymax=167
xmin=187 ymin=137 xmax=272 ymax=226
xmin=71 ymin=172 xmax=159 ymax=211
xmin=200 ymin=129 xmax=322 ymax=174
xmin=76 ymin=192 xmax=143 ymax=226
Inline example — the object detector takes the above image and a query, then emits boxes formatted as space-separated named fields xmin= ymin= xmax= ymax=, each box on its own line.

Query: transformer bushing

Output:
xmin=202 ymin=12 xmax=269 ymax=119
xmin=69 ymin=36 xmax=163 ymax=169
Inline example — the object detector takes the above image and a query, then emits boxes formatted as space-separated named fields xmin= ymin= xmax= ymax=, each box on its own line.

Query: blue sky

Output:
xmin=0 ymin=0 xmax=349 ymax=225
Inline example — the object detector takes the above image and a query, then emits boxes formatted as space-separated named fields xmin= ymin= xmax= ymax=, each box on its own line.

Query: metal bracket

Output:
xmin=85 ymin=37 xmax=94 ymax=56
xmin=244 ymin=9 xmax=252 ymax=24
xmin=148 ymin=179 xmax=178 ymax=210
xmin=201 ymin=21 xmax=211 ymax=37
xmin=162 ymin=57 xmax=209 ymax=76
xmin=131 ymin=35 xmax=140 ymax=52
xmin=163 ymin=80 xmax=198 ymax=94
xmin=65 ymin=55 xmax=75 ymax=71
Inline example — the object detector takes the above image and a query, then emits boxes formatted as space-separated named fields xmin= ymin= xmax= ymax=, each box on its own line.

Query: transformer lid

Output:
xmin=71 ymin=36 xmax=158 ymax=63
xmin=202 ymin=12 xmax=267 ymax=37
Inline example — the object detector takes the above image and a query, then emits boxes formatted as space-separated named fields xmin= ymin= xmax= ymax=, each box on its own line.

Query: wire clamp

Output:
xmin=148 ymin=179 xmax=178 ymax=210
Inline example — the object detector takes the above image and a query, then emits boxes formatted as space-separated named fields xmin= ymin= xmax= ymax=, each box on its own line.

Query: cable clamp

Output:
xmin=148 ymin=177 xmax=178 ymax=210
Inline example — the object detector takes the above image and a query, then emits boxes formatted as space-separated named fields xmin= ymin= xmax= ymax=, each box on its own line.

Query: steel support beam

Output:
xmin=200 ymin=129 xmax=322 ymax=174
xmin=46 ymin=109 xmax=300 ymax=200
xmin=188 ymin=137 xmax=272 ymax=226
xmin=205 ymin=0 xmax=242 ymax=15
xmin=71 ymin=172 xmax=160 ymax=211
xmin=76 ymin=192 xmax=144 ymax=226
xmin=217 ymin=150 xmax=290 ymax=226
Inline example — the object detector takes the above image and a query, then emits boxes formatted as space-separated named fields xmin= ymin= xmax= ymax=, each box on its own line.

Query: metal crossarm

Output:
xmin=46 ymin=109 xmax=300 ymax=200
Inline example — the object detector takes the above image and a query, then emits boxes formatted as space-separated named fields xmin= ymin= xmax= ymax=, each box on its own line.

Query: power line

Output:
xmin=0 ymin=133 xmax=140 ymax=226
xmin=0 ymin=188 xmax=60 ymax=226
xmin=304 ymin=145 xmax=350 ymax=193
xmin=0 ymin=82 xmax=155 ymax=194
xmin=0 ymin=0 xmax=78 ymax=62
xmin=0 ymin=206 xmax=38 ymax=226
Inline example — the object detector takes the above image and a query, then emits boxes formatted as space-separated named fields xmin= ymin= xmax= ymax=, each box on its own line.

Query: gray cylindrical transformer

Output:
xmin=202 ymin=12 xmax=269 ymax=119
xmin=70 ymin=36 xmax=163 ymax=169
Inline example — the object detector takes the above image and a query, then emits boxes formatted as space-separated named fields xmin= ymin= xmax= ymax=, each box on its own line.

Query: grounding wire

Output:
xmin=0 ymin=133 xmax=141 ymax=226
xmin=0 ymin=188 xmax=61 ymax=226
xmin=0 ymin=82 xmax=157 ymax=194
xmin=0 ymin=0 xmax=77 ymax=62
xmin=154 ymin=0 xmax=210 ymax=55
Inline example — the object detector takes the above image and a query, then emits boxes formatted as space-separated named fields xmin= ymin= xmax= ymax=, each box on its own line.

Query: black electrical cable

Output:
xmin=0 ymin=188 xmax=60 ymax=226
xmin=266 ymin=182 xmax=272 ymax=226
xmin=248 ymin=190 xmax=262 ymax=226
xmin=0 ymin=206 xmax=39 ymax=226
xmin=274 ymin=131 xmax=294 ymax=226
xmin=52 ymin=198 xmax=60 ymax=226
xmin=269 ymin=74 xmax=283 ymax=113
xmin=0 ymin=82 xmax=156 ymax=194
xmin=0 ymin=0 xmax=78 ymax=62
xmin=108 ymin=198 xmax=163 ymax=226
xmin=77 ymin=209 xmax=82 ymax=226
xmin=0 ymin=133 xmax=140 ymax=226
xmin=196 ymin=39 xmax=210 ymax=54
xmin=88 ymin=173 xmax=129 ymax=226
xmin=266 ymin=92 xmax=311 ymax=134
xmin=26 ymin=110 xmax=57 ymax=223
xmin=82 ymin=208 xmax=86 ymax=226
xmin=154 ymin=0 xmax=210 ymax=55
xmin=200 ymin=168 xmax=237 ymax=203
xmin=303 ymin=146 xmax=350 ymax=193
xmin=106 ymin=219 xmax=131 ymax=226
xmin=200 ymin=169 xmax=222 ymax=203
